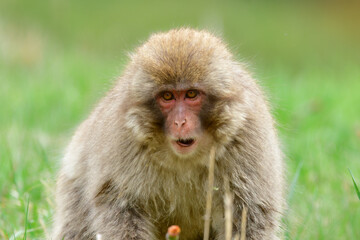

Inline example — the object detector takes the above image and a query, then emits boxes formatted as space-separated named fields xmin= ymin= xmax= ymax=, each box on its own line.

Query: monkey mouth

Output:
xmin=171 ymin=137 xmax=198 ymax=155
xmin=176 ymin=138 xmax=195 ymax=147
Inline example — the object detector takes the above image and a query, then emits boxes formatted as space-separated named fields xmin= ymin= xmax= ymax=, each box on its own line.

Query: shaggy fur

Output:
xmin=53 ymin=28 xmax=285 ymax=240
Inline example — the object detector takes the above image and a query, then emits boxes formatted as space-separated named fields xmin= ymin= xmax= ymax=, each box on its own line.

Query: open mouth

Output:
xmin=176 ymin=138 xmax=195 ymax=147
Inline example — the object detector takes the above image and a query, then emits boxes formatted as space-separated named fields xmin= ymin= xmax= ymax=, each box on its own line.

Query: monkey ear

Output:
xmin=123 ymin=105 xmax=162 ymax=146
xmin=124 ymin=68 xmax=156 ymax=104
xmin=213 ymin=101 xmax=248 ymax=145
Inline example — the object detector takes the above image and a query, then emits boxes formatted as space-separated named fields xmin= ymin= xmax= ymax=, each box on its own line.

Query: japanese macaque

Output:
xmin=53 ymin=28 xmax=285 ymax=240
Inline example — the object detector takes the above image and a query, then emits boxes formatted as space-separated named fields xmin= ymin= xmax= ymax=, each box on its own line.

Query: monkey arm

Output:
xmin=54 ymin=171 xmax=158 ymax=240
xmin=91 ymin=203 xmax=158 ymax=240
xmin=215 ymin=118 xmax=284 ymax=240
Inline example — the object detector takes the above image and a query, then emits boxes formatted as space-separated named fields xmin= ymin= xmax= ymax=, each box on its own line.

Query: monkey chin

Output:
xmin=169 ymin=137 xmax=199 ymax=156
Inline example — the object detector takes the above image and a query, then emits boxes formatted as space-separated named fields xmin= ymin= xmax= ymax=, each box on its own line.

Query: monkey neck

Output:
xmin=116 ymin=145 xmax=211 ymax=214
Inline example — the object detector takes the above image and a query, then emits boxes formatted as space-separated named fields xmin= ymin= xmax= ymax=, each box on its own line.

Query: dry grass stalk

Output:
xmin=240 ymin=205 xmax=248 ymax=240
xmin=224 ymin=176 xmax=233 ymax=240
xmin=203 ymin=146 xmax=216 ymax=240
xmin=234 ymin=233 xmax=240 ymax=240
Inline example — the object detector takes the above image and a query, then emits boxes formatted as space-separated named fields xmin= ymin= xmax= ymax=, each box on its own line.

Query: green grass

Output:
xmin=0 ymin=0 xmax=359 ymax=239
xmin=349 ymin=170 xmax=360 ymax=200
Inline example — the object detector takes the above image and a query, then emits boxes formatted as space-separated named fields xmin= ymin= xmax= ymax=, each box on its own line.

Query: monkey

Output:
xmin=53 ymin=28 xmax=285 ymax=240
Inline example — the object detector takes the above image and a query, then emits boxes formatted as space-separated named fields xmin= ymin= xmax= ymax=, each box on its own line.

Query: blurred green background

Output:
xmin=0 ymin=0 xmax=359 ymax=239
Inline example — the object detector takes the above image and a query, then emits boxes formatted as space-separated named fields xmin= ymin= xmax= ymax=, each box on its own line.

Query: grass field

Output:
xmin=0 ymin=1 xmax=359 ymax=239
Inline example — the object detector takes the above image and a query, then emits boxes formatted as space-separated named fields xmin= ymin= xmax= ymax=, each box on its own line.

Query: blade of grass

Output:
xmin=203 ymin=146 xmax=216 ymax=240
xmin=23 ymin=195 xmax=30 ymax=240
xmin=287 ymin=160 xmax=303 ymax=203
xmin=285 ymin=160 xmax=303 ymax=239
xmin=33 ymin=139 xmax=53 ymax=172
xmin=348 ymin=169 xmax=360 ymax=200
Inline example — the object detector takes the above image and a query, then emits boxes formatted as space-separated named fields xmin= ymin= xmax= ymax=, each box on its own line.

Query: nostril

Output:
xmin=174 ymin=119 xmax=186 ymax=127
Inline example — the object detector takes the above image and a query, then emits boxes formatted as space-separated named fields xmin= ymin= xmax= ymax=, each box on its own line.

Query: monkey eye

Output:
xmin=186 ymin=90 xmax=198 ymax=99
xmin=162 ymin=91 xmax=174 ymax=101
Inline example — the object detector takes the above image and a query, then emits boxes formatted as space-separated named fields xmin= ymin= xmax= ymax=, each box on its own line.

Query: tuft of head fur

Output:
xmin=134 ymin=29 xmax=229 ymax=84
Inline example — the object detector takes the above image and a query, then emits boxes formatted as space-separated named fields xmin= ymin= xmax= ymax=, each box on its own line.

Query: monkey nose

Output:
xmin=174 ymin=119 xmax=186 ymax=127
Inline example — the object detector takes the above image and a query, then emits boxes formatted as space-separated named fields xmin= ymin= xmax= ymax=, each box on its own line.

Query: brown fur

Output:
xmin=53 ymin=28 xmax=285 ymax=240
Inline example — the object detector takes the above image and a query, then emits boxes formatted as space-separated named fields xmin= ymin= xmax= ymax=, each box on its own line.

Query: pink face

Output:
xmin=157 ymin=89 xmax=204 ymax=155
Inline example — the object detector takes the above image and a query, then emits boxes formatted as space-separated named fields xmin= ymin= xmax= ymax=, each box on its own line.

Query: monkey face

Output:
xmin=156 ymin=88 xmax=205 ymax=156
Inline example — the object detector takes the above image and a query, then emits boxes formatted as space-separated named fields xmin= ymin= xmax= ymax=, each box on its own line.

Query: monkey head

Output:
xmin=121 ymin=29 xmax=249 ymax=159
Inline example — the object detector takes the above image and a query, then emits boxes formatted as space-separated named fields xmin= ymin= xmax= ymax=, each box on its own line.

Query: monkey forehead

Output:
xmin=131 ymin=28 xmax=232 ymax=85
xmin=154 ymin=82 xmax=204 ymax=93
